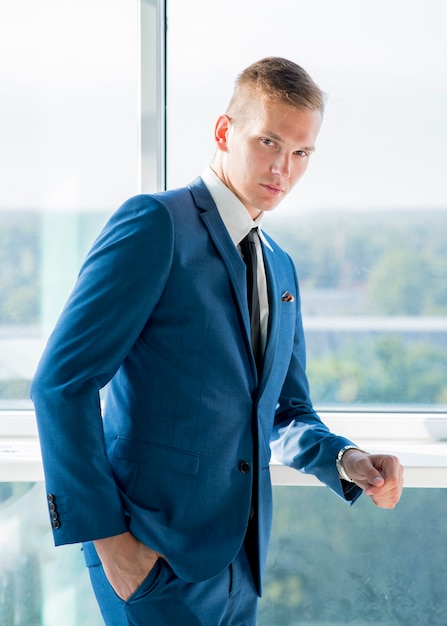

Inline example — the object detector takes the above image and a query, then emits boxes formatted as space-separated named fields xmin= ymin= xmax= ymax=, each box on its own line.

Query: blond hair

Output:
xmin=226 ymin=57 xmax=325 ymax=121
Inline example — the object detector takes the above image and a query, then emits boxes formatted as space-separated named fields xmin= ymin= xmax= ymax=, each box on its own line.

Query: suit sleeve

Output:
xmin=269 ymin=255 xmax=363 ymax=504
xmin=31 ymin=195 xmax=174 ymax=545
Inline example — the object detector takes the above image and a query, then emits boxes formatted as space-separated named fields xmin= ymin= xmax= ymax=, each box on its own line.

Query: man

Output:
xmin=31 ymin=57 xmax=403 ymax=625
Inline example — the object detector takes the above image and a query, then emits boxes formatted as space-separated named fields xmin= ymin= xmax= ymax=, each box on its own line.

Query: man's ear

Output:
xmin=214 ymin=115 xmax=231 ymax=152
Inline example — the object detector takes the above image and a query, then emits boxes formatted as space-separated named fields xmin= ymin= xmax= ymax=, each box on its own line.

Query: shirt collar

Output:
xmin=201 ymin=166 xmax=271 ymax=249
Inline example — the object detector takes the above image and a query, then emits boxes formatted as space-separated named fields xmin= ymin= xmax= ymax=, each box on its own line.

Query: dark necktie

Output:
xmin=240 ymin=228 xmax=263 ymax=373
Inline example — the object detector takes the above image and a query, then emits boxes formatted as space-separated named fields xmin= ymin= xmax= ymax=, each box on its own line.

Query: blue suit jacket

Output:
xmin=31 ymin=178 xmax=361 ymax=594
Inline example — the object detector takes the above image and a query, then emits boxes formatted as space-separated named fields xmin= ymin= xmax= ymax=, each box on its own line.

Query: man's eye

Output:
xmin=261 ymin=138 xmax=275 ymax=146
xmin=295 ymin=150 xmax=309 ymax=158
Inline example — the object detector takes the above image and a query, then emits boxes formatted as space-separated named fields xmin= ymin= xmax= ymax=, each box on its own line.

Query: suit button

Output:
xmin=47 ymin=493 xmax=55 ymax=503
xmin=52 ymin=520 xmax=60 ymax=529
xmin=239 ymin=461 xmax=251 ymax=474
xmin=49 ymin=502 xmax=56 ymax=512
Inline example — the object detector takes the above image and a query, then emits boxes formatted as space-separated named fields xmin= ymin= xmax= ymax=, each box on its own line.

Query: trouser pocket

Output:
xmin=83 ymin=541 xmax=163 ymax=603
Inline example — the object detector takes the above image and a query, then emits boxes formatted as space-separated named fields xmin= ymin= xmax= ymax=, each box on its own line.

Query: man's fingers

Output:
xmin=341 ymin=451 xmax=404 ymax=508
xmin=369 ymin=474 xmax=385 ymax=486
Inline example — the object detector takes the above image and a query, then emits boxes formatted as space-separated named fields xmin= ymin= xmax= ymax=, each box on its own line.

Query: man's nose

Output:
xmin=270 ymin=155 xmax=290 ymax=177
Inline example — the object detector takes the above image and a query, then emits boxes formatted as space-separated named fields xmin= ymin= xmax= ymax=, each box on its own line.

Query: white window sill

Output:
xmin=1 ymin=410 xmax=447 ymax=486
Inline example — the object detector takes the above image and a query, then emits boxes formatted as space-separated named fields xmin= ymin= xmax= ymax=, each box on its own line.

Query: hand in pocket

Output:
xmin=94 ymin=531 xmax=163 ymax=601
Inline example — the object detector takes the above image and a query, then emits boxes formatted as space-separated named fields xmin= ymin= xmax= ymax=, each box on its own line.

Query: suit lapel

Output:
xmin=189 ymin=179 xmax=288 ymax=449
xmin=188 ymin=179 xmax=257 ymax=380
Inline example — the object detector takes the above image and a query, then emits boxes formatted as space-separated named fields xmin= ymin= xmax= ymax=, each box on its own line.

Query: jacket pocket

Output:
xmin=113 ymin=436 xmax=200 ymax=476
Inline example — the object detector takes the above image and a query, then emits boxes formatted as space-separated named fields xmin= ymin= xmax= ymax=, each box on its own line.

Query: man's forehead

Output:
xmin=254 ymin=103 xmax=322 ymax=140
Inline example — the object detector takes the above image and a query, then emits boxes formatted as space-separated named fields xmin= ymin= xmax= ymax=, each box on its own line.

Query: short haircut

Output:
xmin=226 ymin=57 xmax=326 ymax=120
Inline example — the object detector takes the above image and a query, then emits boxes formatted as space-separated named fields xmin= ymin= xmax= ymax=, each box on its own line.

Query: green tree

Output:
xmin=367 ymin=248 xmax=447 ymax=315
xmin=307 ymin=336 xmax=447 ymax=405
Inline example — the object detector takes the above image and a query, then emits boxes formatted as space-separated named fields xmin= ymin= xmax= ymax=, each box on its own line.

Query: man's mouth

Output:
xmin=261 ymin=183 xmax=284 ymax=194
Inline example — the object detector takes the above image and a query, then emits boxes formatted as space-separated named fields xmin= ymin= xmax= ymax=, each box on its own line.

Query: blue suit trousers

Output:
xmin=83 ymin=542 xmax=259 ymax=626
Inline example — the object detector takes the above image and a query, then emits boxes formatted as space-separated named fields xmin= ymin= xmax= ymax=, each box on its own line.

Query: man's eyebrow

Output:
xmin=264 ymin=130 xmax=283 ymax=142
xmin=263 ymin=130 xmax=316 ymax=152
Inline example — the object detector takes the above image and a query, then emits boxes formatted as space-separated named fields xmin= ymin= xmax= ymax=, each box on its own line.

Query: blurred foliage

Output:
xmin=0 ymin=213 xmax=40 ymax=325
xmin=268 ymin=209 xmax=447 ymax=405
xmin=0 ymin=380 xmax=31 ymax=401
xmin=2 ymin=209 xmax=447 ymax=323
xmin=269 ymin=210 xmax=447 ymax=316
xmin=1 ymin=209 xmax=447 ymax=404
xmin=0 ymin=211 xmax=106 ymax=327
xmin=306 ymin=335 xmax=447 ymax=405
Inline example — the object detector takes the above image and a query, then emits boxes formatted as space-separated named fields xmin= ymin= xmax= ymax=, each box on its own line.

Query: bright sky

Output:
xmin=167 ymin=0 xmax=447 ymax=212
xmin=0 ymin=0 xmax=139 ymax=211
xmin=1 ymin=0 xmax=446 ymax=213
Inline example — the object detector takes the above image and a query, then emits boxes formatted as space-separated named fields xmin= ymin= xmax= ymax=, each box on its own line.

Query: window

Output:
xmin=166 ymin=0 xmax=447 ymax=410
xmin=3 ymin=1 xmax=446 ymax=412
xmin=261 ymin=486 xmax=447 ymax=625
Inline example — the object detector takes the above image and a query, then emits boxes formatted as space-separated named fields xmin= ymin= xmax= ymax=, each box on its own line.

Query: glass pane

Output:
xmin=259 ymin=486 xmax=447 ymax=625
xmin=0 ymin=0 xmax=140 ymax=408
xmin=166 ymin=0 xmax=447 ymax=408
xmin=0 ymin=482 xmax=101 ymax=625
xmin=3 ymin=482 xmax=446 ymax=625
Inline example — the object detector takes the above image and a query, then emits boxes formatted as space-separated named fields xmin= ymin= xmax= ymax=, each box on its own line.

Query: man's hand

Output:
xmin=341 ymin=449 xmax=404 ymax=509
xmin=93 ymin=531 xmax=163 ymax=601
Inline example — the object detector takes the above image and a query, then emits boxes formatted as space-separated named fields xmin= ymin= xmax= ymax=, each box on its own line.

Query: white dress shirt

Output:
xmin=201 ymin=166 xmax=270 ymax=354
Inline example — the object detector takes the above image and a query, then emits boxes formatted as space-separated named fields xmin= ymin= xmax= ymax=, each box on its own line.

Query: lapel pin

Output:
xmin=281 ymin=291 xmax=295 ymax=302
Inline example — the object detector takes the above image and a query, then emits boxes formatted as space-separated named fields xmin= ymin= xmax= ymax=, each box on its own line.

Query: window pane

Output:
xmin=259 ymin=486 xmax=447 ymax=625
xmin=166 ymin=0 xmax=447 ymax=408
xmin=0 ymin=0 xmax=140 ymax=408
xmin=0 ymin=482 xmax=101 ymax=625
xmin=2 ymin=482 xmax=446 ymax=625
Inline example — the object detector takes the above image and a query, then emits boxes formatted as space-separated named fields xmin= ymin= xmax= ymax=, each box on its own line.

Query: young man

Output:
xmin=31 ymin=57 xmax=403 ymax=625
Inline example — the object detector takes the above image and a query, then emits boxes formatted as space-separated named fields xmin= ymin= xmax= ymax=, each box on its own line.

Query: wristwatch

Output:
xmin=336 ymin=445 xmax=363 ymax=483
